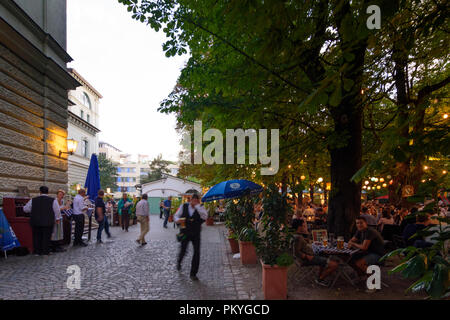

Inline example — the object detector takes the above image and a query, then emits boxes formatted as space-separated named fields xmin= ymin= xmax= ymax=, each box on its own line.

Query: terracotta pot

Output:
xmin=168 ymin=215 xmax=174 ymax=222
xmin=228 ymin=238 xmax=240 ymax=254
xmin=238 ymin=241 xmax=257 ymax=265
xmin=206 ymin=217 xmax=214 ymax=226
xmin=261 ymin=262 xmax=289 ymax=300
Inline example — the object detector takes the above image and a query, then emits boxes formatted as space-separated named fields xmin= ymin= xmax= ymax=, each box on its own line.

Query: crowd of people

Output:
xmin=288 ymin=198 xmax=449 ymax=290
xmin=22 ymin=186 xmax=208 ymax=282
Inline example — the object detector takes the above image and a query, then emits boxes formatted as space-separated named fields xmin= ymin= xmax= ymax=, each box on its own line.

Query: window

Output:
xmin=127 ymin=177 xmax=131 ymax=182
xmin=82 ymin=92 xmax=92 ymax=109
xmin=132 ymin=168 xmax=136 ymax=173
xmin=127 ymin=168 xmax=131 ymax=173
xmin=132 ymin=178 xmax=136 ymax=182
xmin=82 ymin=140 xmax=88 ymax=157
xmin=86 ymin=114 xmax=90 ymax=123
xmin=117 ymin=168 xmax=122 ymax=173
xmin=117 ymin=177 xmax=121 ymax=182
xmin=80 ymin=110 xmax=84 ymax=119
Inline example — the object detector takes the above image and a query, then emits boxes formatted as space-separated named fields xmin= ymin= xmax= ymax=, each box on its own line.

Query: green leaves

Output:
xmin=329 ymin=82 xmax=342 ymax=107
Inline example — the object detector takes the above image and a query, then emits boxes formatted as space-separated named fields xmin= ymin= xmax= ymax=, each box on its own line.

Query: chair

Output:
xmin=393 ymin=234 xmax=407 ymax=248
xmin=381 ymin=224 xmax=401 ymax=242
xmin=289 ymin=236 xmax=318 ymax=284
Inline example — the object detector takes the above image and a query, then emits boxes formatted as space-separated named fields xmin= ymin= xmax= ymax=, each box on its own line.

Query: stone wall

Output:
xmin=0 ymin=2 xmax=79 ymax=202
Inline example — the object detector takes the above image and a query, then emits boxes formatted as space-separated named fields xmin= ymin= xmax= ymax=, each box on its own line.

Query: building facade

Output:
xmin=98 ymin=141 xmax=122 ymax=163
xmin=67 ymin=69 xmax=101 ymax=188
xmin=0 ymin=0 xmax=79 ymax=201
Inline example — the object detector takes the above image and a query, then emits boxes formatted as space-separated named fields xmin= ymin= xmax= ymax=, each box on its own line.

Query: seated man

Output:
xmin=292 ymin=219 xmax=339 ymax=287
xmin=348 ymin=216 xmax=385 ymax=277
xmin=402 ymin=213 xmax=432 ymax=248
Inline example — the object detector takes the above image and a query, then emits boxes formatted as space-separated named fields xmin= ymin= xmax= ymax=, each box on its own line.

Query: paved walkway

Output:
xmin=0 ymin=215 xmax=239 ymax=300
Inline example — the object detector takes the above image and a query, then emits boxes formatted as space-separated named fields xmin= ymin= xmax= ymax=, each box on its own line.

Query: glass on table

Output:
xmin=337 ymin=236 xmax=344 ymax=250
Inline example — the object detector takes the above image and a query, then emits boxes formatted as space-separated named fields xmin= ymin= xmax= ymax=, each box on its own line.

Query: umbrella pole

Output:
xmin=88 ymin=215 xmax=92 ymax=241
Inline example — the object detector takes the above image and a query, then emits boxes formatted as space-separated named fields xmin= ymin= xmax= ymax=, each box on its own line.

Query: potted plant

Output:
xmin=239 ymin=227 xmax=259 ymax=264
xmin=204 ymin=202 xmax=216 ymax=226
xmin=224 ymin=200 xmax=240 ymax=253
xmin=255 ymin=184 xmax=294 ymax=300
xmin=236 ymin=197 xmax=258 ymax=264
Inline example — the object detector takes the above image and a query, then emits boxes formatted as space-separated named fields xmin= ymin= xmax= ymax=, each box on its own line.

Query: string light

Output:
xmin=379 ymin=178 xmax=384 ymax=183
xmin=365 ymin=181 xmax=369 ymax=185
xmin=424 ymin=166 xmax=429 ymax=170
xmin=443 ymin=114 xmax=448 ymax=119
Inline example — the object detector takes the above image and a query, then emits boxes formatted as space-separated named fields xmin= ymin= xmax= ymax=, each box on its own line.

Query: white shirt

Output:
xmin=135 ymin=199 xmax=150 ymax=216
xmin=23 ymin=194 xmax=61 ymax=220
xmin=174 ymin=203 xmax=208 ymax=222
xmin=72 ymin=194 xmax=87 ymax=215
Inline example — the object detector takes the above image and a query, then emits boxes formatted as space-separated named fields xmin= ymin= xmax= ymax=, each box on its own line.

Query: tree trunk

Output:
xmin=327 ymin=39 xmax=366 ymax=240
xmin=328 ymin=105 xmax=363 ymax=240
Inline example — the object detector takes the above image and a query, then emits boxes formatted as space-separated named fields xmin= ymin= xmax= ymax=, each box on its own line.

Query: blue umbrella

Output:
xmin=0 ymin=209 xmax=21 ymax=254
xmin=84 ymin=154 xmax=101 ymax=241
xmin=202 ymin=179 xmax=263 ymax=202
xmin=84 ymin=153 xmax=101 ymax=204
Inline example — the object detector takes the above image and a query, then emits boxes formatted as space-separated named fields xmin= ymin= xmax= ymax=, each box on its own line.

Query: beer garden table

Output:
xmin=312 ymin=242 xmax=361 ymax=288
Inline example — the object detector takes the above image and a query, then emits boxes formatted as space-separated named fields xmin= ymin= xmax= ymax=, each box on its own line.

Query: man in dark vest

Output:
xmin=174 ymin=194 xmax=208 ymax=281
xmin=23 ymin=186 xmax=60 ymax=256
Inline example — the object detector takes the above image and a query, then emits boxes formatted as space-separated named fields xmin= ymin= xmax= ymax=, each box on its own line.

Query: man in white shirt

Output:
xmin=174 ymin=194 xmax=208 ymax=281
xmin=23 ymin=186 xmax=60 ymax=255
xmin=72 ymin=188 xmax=88 ymax=246
xmin=135 ymin=194 xmax=150 ymax=246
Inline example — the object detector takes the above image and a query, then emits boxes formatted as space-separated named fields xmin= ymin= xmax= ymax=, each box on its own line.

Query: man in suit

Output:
xmin=23 ymin=186 xmax=60 ymax=256
xmin=173 ymin=194 xmax=208 ymax=281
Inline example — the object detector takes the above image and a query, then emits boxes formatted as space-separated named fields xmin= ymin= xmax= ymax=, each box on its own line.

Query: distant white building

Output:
xmin=99 ymin=141 xmax=122 ymax=163
xmin=141 ymin=174 xmax=201 ymax=198
xmin=67 ymin=69 xmax=102 ymax=188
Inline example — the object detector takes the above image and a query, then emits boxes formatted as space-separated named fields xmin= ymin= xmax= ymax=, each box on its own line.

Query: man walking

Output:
xmin=163 ymin=196 xmax=172 ymax=229
xmin=72 ymin=188 xmax=88 ymax=246
xmin=118 ymin=193 xmax=132 ymax=231
xmin=174 ymin=194 xmax=208 ymax=281
xmin=135 ymin=194 xmax=150 ymax=245
xmin=23 ymin=186 xmax=60 ymax=256
xmin=95 ymin=189 xmax=111 ymax=243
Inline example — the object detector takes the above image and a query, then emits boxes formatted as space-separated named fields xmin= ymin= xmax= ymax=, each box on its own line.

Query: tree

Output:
xmin=119 ymin=0 xmax=447 ymax=239
xmin=98 ymin=154 xmax=118 ymax=191
xmin=141 ymin=153 xmax=172 ymax=184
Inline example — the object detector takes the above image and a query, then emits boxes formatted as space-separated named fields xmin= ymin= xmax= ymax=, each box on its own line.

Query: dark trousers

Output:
xmin=32 ymin=226 xmax=53 ymax=255
xmin=177 ymin=233 xmax=201 ymax=276
xmin=97 ymin=216 xmax=110 ymax=240
xmin=160 ymin=208 xmax=163 ymax=219
xmin=62 ymin=215 xmax=72 ymax=245
xmin=163 ymin=209 xmax=170 ymax=227
xmin=121 ymin=212 xmax=130 ymax=231
xmin=73 ymin=214 xmax=85 ymax=244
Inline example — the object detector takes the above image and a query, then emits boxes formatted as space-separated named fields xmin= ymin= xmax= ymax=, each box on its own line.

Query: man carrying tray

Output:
xmin=173 ymin=194 xmax=208 ymax=281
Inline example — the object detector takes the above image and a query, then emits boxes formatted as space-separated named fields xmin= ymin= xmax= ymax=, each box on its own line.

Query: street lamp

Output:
xmin=59 ymin=138 xmax=78 ymax=158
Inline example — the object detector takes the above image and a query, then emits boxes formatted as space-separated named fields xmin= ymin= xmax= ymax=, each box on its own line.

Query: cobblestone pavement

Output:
xmin=0 ymin=216 xmax=240 ymax=300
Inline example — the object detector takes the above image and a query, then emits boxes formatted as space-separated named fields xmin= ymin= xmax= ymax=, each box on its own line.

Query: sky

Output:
xmin=67 ymin=0 xmax=188 ymax=162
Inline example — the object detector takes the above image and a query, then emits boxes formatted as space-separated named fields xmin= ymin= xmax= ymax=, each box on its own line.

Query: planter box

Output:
xmin=206 ymin=217 xmax=214 ymax=226
xmin=228 ymin=238 xmax=240 ymax=254
xmin=261 ymin=262 xmax=289 ymax=300
xmin=238 ymin=241 xmax=257 ymax=265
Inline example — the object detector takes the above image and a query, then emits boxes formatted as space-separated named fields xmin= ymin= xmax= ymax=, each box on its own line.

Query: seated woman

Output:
xmin=377 ymin=209 xmax=395 ymax=232
xmin=292 ymin=219 xmax=339 ymax=287
xmin=348 ymin=216 xmax=385 ymax=277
